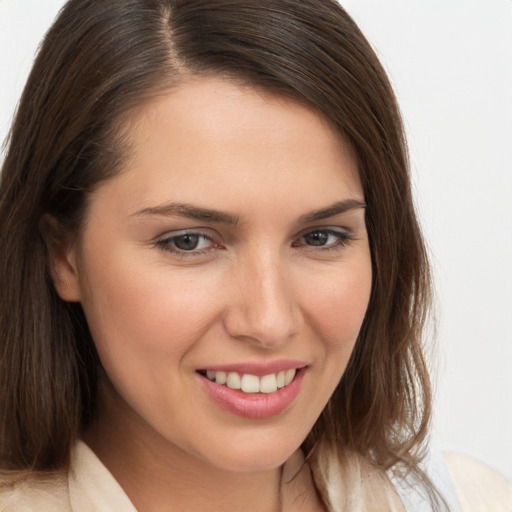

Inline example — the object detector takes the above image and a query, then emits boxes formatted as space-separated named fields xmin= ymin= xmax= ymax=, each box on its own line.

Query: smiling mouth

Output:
xmin=197 ymin=368 xmax=299 ymax=394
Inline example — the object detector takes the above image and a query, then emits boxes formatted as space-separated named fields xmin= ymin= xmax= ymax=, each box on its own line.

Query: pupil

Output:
xmin=305 ymin=231 xmax=328 ymax=246
xmin=175 ymin=234 xmax=199 ymax=251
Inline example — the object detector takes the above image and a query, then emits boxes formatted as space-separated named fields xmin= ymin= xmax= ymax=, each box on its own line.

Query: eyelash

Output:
xmin=292 ymin=228 xmax=353 ymax=251
xmin=156 ymin=232 xmax=218 ymax=258
xmin=155 ymin=228 xmax=353 ymax=257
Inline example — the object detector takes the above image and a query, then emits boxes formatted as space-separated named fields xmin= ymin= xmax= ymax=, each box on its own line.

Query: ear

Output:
xmin=40 ymin=215 xmax=82 ymax=302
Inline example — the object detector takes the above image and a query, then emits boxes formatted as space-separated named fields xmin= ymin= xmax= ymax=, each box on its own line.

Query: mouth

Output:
xmin=196 ymin=365 xmax=307 ymax=419
xmin=197 ymin=368 xmax=300 ymax=394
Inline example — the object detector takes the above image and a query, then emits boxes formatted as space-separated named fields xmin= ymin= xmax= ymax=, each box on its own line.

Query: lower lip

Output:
xmin=198 ymin=368 xmax=306 ymax=419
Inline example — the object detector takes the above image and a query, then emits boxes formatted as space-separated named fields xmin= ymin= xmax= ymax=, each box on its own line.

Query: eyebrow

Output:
xmin=297 ymin=199 xmax=366 ymax=224
xmin=132 ymin=202 xmax=240 ymax=225
xmin=132 ymin=199 xmax=366 ymax=225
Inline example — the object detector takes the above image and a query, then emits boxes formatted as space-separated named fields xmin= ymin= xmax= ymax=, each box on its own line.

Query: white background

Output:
xmin=1 ymin=0 xmax=511 ymax=482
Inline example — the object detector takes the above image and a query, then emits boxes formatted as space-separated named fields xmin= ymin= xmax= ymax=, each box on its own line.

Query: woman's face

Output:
xmin=54 ymin=77 xmax=372 ymax=472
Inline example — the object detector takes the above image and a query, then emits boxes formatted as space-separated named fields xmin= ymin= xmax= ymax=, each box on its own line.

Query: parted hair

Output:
xmin=0 ymin=0 xmax=441 ymax=509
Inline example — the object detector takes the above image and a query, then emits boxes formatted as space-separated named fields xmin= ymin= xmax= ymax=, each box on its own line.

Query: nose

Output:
xmin=222 ymin=248 xmax=301 ymax=348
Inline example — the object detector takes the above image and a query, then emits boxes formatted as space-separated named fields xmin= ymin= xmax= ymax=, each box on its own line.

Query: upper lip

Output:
xmin=197 ymin=359 xmax=308 ymax=376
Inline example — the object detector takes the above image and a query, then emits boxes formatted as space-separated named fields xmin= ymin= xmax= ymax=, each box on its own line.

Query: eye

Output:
xmin=156 ymin=231 xmax=218 ymax=255
xmin=293 ymin=228 xmax=352 ymax=250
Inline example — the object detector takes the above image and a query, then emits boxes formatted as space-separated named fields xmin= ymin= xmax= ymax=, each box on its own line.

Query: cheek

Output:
xmin=284 ymin=257 xmax=372 ymax=432
xmin=304 ymin=258 xmax=372 ymax=351
xmin=76 ymin=244 xmax=222 ymax=376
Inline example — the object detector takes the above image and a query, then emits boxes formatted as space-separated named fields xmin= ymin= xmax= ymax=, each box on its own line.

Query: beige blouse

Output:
xmin=1 ymin=441 xmax=511 ymax=511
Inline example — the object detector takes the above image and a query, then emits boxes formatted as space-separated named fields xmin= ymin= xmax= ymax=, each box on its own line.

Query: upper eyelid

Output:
xmin=294 ymin=225 xmax=352 ymax=238
xmin=292 ymin=228 xmax=356 ymax=251
xmin=156 ymin=228 xmax=217 ymax=241
xmin=155 ymin=226 xmax=352 ymax=241
xmin=155 ymin=228 xmax=214 ymax=243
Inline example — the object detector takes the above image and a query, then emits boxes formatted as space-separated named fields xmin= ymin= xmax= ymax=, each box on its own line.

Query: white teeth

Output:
xmin=285 ymin=369 xmax=296 ymax=385
xmin=204 ymin=368 xmax=298 ymax=394
xmin=226 ymin=372 xmax=241 ymax=390
xmin=241 ymin=374 xmax=260 ymax=393
xmin=260 ymin=373 xmax=278 ymax=394
xmin=215 ymin=371 xmax=227 ymax=385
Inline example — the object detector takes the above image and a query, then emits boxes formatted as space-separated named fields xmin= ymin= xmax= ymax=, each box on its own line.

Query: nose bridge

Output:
xmin=224 ymin=245 xmax=299 ymax=346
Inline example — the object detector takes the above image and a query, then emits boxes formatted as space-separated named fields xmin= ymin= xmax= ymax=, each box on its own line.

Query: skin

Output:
xmin=51 ymin=77 xmax=373 ymax=512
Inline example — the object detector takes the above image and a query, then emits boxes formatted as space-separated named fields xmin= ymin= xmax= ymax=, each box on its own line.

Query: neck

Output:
xmin=83 ymin=380 xmax=283 ymax=512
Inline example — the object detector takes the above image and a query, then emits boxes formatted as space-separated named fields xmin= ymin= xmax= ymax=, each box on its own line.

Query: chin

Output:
xmin=196 ymin=432 xmax=304 ymax=473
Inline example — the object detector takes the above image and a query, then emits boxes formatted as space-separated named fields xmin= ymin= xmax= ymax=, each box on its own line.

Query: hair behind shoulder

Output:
xmin=1 ymin=0 xmax=445 ymax=508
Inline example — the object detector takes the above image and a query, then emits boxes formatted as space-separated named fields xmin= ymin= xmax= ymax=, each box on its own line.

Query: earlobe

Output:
xmin=40 ymin=215 xmax=82 ymax=302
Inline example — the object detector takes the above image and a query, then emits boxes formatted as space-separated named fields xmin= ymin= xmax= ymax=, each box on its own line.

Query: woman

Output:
xmin=0 ymin=1 xmax=510 ymax=511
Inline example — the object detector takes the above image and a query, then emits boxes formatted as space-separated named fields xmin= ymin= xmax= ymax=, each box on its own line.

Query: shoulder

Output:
xmin=444 ymin=451 xmax=512 ymax=512
xmin=0 ymin=471 xmax=70 ymax=512
xmin=0 ymin=440 xmax=136 ymax=512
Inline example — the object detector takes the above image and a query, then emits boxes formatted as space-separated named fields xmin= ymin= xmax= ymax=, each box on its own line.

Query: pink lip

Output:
xmin=198 ymin=359 xmax=307 ymax=377
xmin=198 ymin=366 xmax=307 ymax=419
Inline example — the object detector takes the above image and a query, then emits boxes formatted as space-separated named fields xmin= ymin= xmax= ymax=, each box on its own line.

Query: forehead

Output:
xmin=92 ymin=76 xmax=363 ymax=218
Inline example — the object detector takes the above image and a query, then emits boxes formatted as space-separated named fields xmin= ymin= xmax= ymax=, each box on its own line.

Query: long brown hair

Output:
xmin=1 ymin=0 xmax=440 ymax=508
